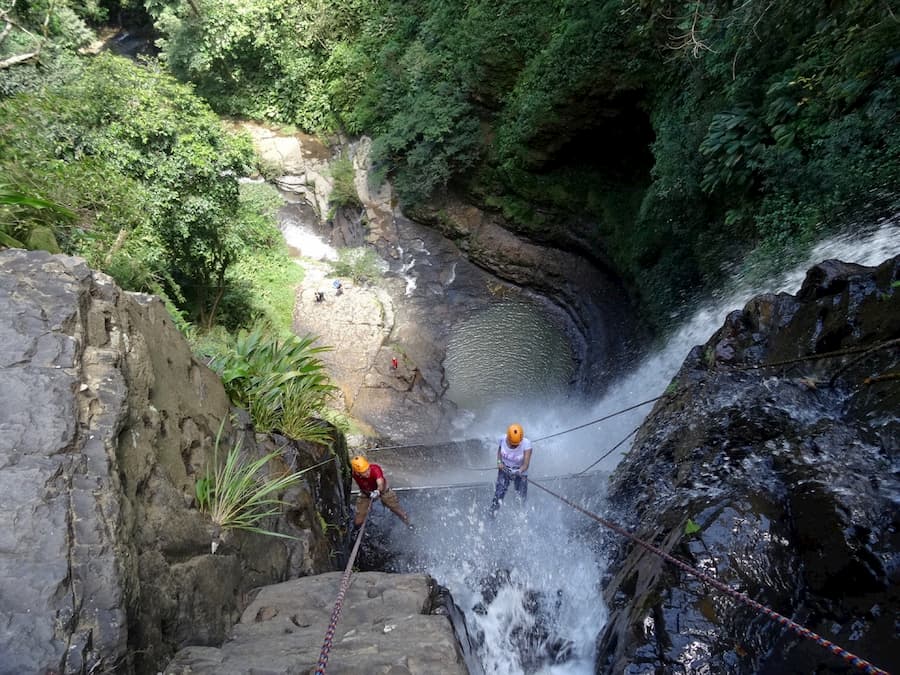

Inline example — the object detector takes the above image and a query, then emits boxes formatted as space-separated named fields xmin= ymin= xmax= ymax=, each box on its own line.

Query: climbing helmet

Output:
xmin=506 ymin=424 xmax=524 ymax=446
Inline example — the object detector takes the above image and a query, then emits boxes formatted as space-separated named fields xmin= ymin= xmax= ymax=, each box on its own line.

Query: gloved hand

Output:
xmin=370 ymin=489 xmax=380 ymax=500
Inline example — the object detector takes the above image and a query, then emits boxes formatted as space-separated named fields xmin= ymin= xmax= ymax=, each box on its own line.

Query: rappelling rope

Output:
xmin=528 ymin=478 xmax=891 ymax=675
xmin=359 ymin=394 xmax=666 ymax=456
xmin=314 ymin=510 xmax=370 ymax=675
xmin=736 ymin=338 xmax=900 ymax=372
xmin=575 ymin=424 xmax=641 ymax=474
xmin=531 ymin=395 xmax=664 ymax=442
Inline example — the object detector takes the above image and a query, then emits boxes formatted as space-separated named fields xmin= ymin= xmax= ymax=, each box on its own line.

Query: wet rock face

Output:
xmin=596 ymin=256 xmax=900 ymax=674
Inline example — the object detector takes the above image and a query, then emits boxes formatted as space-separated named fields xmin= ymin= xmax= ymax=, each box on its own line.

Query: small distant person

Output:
xmin=314 ymin=290 xmax=325 ymax=303
xmin=333 ymin=279 xmax=343 ymax=296
xmin=489 ymin=423 xmax=533 ymax=517
xmin=391 ymin=356 xmax=399 ymax=370
xmin=350 ymin=455 xmax=412 ymax=529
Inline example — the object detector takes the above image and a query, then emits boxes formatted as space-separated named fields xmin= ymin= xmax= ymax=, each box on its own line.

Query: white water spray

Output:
xmin=435 ymin=217 xmax=899 ymax=673
xmin=279 ymin=207 xmax=338 ymax=261
xmin=463 ymin=217 xmax=900 ymax=477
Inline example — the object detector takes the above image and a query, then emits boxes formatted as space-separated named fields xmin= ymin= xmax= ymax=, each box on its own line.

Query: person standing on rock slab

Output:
xmin=489 ymin=423 xmax=532 ymax=518
xmin=350 ymin=455 xmax=413 ymax=529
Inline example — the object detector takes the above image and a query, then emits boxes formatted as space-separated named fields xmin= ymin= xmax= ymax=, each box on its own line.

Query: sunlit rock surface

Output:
xmin=0 ymin=250 xmax=347 ymax=675
xmin=164 ymin=572 xmax=467 ymax=675
xmin=596 ymin=256 xmax=899 ymax=673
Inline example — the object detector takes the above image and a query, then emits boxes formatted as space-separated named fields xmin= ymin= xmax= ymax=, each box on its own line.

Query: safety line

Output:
xmin=531 ymin=395 xmax=664 ymax=442
xmin=314 ymin=510 xmax=370 ymax=674
xmin=357 ymin=394 xmax=666 ymax=455
xmin=353 ymin=470 xmax=598 ymax=494
xmin=528 ymin=479 xmax=891 ymax=675
xmin=736 ymin=338 xmax=899 ymax=372
xmin=575 ymin=424 xmax=641 ymax=474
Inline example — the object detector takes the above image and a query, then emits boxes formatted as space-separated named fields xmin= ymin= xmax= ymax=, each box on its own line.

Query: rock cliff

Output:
xmin=596 ymin=256 xmax=900 ymax=673
xmin=0 ymin=250 xmax=348 ymax=674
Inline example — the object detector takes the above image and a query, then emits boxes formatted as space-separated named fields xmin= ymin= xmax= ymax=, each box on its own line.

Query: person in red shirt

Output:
xmin=350 ymin=455 xmax=412 ymax=529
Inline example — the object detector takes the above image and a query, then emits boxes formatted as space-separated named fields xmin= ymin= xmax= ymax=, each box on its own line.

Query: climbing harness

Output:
xmin=528 ymin=478 xmax=891 ymax=675
xmin=314 ymin=511 xmax=370 ymax=675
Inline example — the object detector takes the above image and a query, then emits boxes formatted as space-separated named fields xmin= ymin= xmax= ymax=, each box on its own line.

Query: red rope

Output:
xmin=528 ymin=479 xmax=891 ymax=675
xmin=315 ymin=511 xmax=369 ymax=675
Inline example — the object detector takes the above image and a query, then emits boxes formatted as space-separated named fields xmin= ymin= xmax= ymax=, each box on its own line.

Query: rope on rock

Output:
xmin=528 ymin=478 xmax=891 ymax=675
xmin=314 ymin=511 xmax=370 ymax=675
xmin=735 ymin=338 xmax=899 ymax=373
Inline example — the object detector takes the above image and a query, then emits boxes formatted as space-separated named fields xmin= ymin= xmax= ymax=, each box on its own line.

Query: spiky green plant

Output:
xmin=207 ymin=326 xmax=337 ymax=443
xmin=196 ymin=426 xmax=315 ymax=539
xmin=0 ymin=184 xmax=75 ymax=250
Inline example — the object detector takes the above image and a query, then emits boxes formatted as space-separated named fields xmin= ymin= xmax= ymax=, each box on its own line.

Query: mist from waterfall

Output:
xmin=427 ymin=215 xmax=900 ymax=674
xmin=461 ymin=216 xmax=900 ymax=478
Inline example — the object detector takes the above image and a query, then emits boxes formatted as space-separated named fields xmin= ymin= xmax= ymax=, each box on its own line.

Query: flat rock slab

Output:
xmin=165 ymin=571 xmax=467 ymax=675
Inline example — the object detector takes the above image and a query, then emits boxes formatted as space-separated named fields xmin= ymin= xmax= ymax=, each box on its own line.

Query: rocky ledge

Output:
xmin=165 ymin=571 xmax=468 ymax=675
xmin=595 ymin=256 xmax=899 ymax=673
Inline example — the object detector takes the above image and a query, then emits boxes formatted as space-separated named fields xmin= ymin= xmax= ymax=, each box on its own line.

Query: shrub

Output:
xmin=330 ymin=247 xmax=383 ymax=286
xmin=207 ymin=327 xmax=337 ymax=444
xmin=328 ymin=155 xmax=361 ymax=208
xmin=196 ymin=423 xmax=321 ymax=543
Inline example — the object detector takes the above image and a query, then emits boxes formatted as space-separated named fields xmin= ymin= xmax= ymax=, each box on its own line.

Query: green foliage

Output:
xmin=0 ymin=185 xmax=75 ymax=251
xmin=0 ymin=53 xmax=258 ymax=326
xmin=6 ymin=0 xmax=899 ymax=336
xmin=330 ymin=247 xmax=382 ymax=286
xmin=684 ymin=518 xmax=701 ymax=536
xmin=224 ymin=252 xmax=304 ymax=333
xmin=207 ymin=327 xmax=337 ymax=443
xmin=150 ymin=0 xmax=374 ymax=131
xmin=328 ymin=155 xmax=361 ymax=207
xmin=198 ymin=422 xmax=317 ymax=539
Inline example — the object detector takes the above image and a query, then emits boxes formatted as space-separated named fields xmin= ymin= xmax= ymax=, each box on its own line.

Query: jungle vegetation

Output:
xmin=2 ymin=0 xmax=897 ymax=327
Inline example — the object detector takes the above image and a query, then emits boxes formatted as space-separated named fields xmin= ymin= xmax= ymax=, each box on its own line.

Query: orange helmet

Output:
xmin=350 ymin=455 xmax=370 ymax=473
xmin=506 ymin=424 xmax=524 ymax=446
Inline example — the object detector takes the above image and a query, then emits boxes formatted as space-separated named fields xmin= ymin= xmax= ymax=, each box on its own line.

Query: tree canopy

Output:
xmin=3 ymin=0 xmax=898 ymax=327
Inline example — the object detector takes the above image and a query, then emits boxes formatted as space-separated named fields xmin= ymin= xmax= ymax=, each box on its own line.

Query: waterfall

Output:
xmin=391 ymin=216 xmax=900 ymax=674
xmin=463 ymin=216 xmax=900 ymax=478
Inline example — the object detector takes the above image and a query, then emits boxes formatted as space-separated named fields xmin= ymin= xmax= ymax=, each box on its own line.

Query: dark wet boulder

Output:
xmin=596 ymin=256 xmax=900 ymax=674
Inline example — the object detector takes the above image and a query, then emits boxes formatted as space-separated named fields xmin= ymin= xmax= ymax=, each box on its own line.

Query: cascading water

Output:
xmin=379 ymin=216 xmax=900 ymax=674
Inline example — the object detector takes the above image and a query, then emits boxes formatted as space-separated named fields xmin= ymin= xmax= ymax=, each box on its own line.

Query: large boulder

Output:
xmin=596 ymin=256 xmax=899 ymax=674
xmin=164 ymin=572 xmax=468 ymax=674
xmin=0 ymin=250 xmax=348 ymax=675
